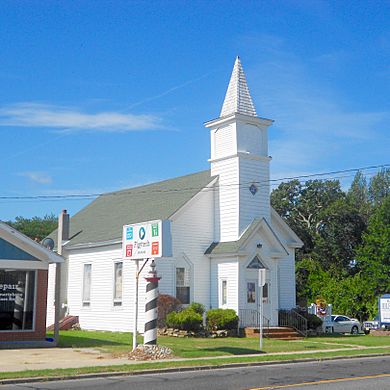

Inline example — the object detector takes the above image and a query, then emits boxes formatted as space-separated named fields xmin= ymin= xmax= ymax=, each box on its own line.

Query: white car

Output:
xmin=331 ymin=315 xmax=362 ymax=334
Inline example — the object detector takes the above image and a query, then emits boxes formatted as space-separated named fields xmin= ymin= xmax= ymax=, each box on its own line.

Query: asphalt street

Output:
xmin=1 ymin=355 xmax=390 ymax=390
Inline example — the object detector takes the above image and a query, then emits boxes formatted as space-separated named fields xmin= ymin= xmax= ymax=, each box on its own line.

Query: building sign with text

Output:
xmin=0 ymin=270 xmax=35 ymax=331
xmin=379 ymin=295 xmax=390 ymax=325
xmin=122 ymin=220 xmax=172 ymax=260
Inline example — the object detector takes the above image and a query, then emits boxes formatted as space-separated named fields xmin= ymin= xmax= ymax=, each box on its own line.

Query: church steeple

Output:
xmin=206 ymin=57 xmax=273 ymax=242
xmin=220 ymin=56 xmax=257 ymax=118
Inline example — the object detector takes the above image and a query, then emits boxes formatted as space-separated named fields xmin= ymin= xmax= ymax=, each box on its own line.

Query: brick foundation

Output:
xmin=0 ymin=270 xmax=48 ymax=342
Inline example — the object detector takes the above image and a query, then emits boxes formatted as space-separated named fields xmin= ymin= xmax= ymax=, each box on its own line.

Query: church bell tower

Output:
xmin=205 ymin=57 xmax=273 ymax=242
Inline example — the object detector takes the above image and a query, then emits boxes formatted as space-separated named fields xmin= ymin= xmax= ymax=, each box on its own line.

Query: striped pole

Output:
xmin=144 ymin=259 xmax=161 ymax=345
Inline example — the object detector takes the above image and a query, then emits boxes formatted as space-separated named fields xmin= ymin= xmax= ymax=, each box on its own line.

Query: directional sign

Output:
xmin=122 ymin=220 xmax=172 ymax=260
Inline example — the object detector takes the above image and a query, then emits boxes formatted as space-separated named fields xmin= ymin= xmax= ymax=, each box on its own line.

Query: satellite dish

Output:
xmin=42 ymin=238 xmax=55 ymax=251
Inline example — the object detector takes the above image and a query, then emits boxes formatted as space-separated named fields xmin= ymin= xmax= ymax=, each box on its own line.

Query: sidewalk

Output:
xmin=0 ymin=348 xmax=130 ymax=373
xmin=2 ymin=344 xmax=389 ymax=373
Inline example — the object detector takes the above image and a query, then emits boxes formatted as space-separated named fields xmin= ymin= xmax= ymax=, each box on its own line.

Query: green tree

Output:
xmin=347 ymin=171 xmax=370 ymax=223
xmin=369 ymin=168 xmax=390 ymax=206
xmin=314 ymin=198 xmax=366 ymax=276
xmin=356 ymin=195 xmax=390 ymax=297
xmin=271 ymin=179 xmax=344 ymax=256
xmin=5 ymin=214 xmax=58 ymax=241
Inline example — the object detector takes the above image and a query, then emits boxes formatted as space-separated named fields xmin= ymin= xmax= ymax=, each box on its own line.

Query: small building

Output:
xmin=0 ymin=222 xmax=63 ymax=343
xmin=47 ymin=57 xmax=303 ymax=331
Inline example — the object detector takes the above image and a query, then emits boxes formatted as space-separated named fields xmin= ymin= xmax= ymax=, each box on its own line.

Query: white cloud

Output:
xmin=0 ymin=103 xmax=163 ymax=132
xmin=239 ymin=34 xmax=390 ymax=176
xmin=19 ymin=171 xmax=52 ymax=184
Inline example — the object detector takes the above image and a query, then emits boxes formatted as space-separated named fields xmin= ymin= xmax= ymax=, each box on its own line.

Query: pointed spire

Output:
xmin=220 ymin=56 xmax=257 ymax=117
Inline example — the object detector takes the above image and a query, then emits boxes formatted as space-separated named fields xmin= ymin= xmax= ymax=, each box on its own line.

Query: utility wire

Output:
xmin=0 ymin=163 xmax=389 ymax=201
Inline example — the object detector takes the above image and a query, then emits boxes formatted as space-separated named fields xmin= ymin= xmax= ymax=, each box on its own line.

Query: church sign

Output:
xmin=122 ymin=220 xmax=172 ymax=260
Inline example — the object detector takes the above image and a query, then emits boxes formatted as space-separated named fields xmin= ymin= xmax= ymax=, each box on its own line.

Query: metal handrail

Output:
xmin=239 ymin=309 xmax=270 ymax=336
xmin=278 ymin=309 xmax=308 ymax=337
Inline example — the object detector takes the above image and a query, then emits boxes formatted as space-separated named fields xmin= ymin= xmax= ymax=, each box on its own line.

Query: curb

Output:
xmin=1 ymin=352 xmax=390 ymax=386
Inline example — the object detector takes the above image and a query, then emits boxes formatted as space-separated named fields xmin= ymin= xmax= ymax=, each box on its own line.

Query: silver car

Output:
xmin=331 ymin=315 xmax=362 ymax=334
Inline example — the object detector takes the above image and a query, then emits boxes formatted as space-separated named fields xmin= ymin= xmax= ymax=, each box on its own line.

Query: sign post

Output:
xmin=258 ymin=268 xmax=266 ymax=351
xmin=122 ymin=220 xmax=172 ymax=350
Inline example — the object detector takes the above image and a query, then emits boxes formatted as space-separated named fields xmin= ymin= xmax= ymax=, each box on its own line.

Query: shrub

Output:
xmin=307 ymin=313 xmax=323 ymax=330
xmin=157 ymin=294 xmax=182 ymax=328
xmin=188 ymin=302 xmax=205 ymax=315
xmin=166 ymin=308 xmax=203 ymax=331
xmin=206 ymin=308 xmax=239 ymax=330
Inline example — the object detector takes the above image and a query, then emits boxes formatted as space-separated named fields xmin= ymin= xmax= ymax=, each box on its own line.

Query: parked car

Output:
xmin=363 ymin=316 xmax=380 ymax=334
xmin=331 ymin=315 xmax=362 ymax=334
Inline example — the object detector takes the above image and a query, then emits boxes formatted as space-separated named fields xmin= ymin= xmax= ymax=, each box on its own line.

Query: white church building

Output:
xmin=47 ymin=57 xmax=303 ymax=331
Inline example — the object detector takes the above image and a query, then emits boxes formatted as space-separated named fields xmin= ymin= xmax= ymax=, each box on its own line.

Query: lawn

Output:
xmin=1 ymin=331 xmax=389 ymax=382
xmin=50 ymin=330 xmax=390 ymax=358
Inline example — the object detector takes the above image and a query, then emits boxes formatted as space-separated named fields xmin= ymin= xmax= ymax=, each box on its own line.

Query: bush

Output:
xmin=307 ymin=313 xmax=323 ymax=330
xmin=188 ymin=302 xmax=205 ymax=315
xmin=157 ymin=294 xmax=182 ymax=328
xmin=206 ymin=308 xmax=239 ymax=330
xmin=166 ymin=308 xmax=203 ymax=331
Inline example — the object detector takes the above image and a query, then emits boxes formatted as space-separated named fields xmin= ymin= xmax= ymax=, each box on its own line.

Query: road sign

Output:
xmin=258 ymin=268 xmax=266 ymax=287
xmin=122 ymin=220 xmax=172 ymax=260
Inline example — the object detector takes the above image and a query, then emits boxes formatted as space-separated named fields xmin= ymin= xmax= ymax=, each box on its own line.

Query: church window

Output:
xmin=176 ymin=267 xmax=190 ymax=304
xmin=247 ymin=282 xmax=256 ymax=303
xmin=113 ymin=262 xmax=123 ymax=306
xmin=82 ymin=264 xmax=91 ymax=307
xmin=262 ymin=283 xmax=269 ymax=302
xmin=247 ymin=256 xmax=266 ymax=269
xmin=249 ymin=184 xmax=258 ymax=195
xmin=221 ymin=280 xmax=227 ymax=306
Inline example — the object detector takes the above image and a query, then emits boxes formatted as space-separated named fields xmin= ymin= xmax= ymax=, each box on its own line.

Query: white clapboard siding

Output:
xmin=238 ymin=158 xmax=270 ymax=234
xmin=213 ymin=125 xmax=236 ymax=159
xmin=171 ymin=184 xmax=215 ymax=307
xmin=211 ymin=157 xmax=240 ymax=242
xmin=62 ymin=183 xmax=215 ymax=332
xmin=278 ymin=253 xmax=296 ymax=309
xmin=67 ymin=245 xmax=150 ymax=332
xmin=210 ymin=258 xmax=239 ymax=313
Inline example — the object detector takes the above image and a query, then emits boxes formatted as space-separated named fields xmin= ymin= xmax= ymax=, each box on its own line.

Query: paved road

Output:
xmin=1 ymin=356 xmax=390 ymax=390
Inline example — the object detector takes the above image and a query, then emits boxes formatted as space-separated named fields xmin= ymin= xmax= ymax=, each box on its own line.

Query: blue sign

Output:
xmin=139 ymin=227 xmax=146 ymax=240
xmin=126 ymin=227 xmax=133 ymax=240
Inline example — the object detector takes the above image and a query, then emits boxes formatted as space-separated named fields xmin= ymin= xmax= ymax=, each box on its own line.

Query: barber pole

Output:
xmin=144 ymin=260 xmax=161 ymax=345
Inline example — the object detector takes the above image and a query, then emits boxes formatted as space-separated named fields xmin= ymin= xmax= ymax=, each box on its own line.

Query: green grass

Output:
xmin=1 ymin=331 xmax=389 ymax=382
xmin=48 ymin=330 xmax=390 ymax=358
xmin=308 ymin=334 xmax=390 ymax=347
xmin=157 ymin=336 xmax=339 ymax=358
xmin=1 ymin=347 xmax=390 ymax=382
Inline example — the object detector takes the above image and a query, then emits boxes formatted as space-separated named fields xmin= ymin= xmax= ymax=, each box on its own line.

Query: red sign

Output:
xmin=151 ymin=242 xmax=159 ymax=255
xmin=126 ymin=244 xmax=133 ymax=257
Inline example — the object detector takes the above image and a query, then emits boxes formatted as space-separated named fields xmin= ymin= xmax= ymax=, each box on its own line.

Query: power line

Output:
xmin=0 ymin=163 xmax=389 ymax=202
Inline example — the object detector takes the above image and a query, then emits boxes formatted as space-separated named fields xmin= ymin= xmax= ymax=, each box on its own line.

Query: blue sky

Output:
xmin=1 ymin=0 xmax=389 ymax=221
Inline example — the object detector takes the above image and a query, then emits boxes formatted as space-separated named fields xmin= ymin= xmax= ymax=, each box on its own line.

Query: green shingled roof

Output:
xmin=204 ymin=218 xmax=261 ymax=255
xmin=50 ymin=170 xmax=215 ymax=247
xmin=204 ymin=217 xmax=289 ymax=256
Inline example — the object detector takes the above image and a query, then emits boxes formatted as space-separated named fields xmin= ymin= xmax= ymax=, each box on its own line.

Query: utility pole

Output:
xmin=54 ymin=210 xmax=69 ymax=344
